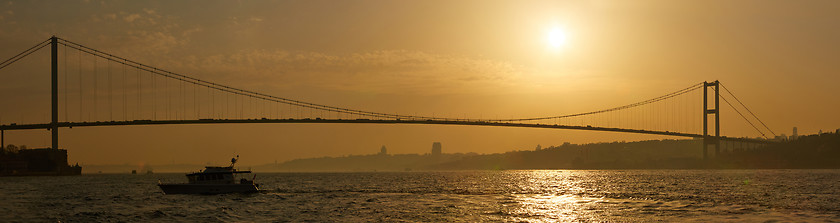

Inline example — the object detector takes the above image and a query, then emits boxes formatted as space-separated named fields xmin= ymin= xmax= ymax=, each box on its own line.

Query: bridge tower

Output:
xmin=50 ymin=36 xmax=59 ymax=150
xmin=702 ymin=80 xmax=720 ymax=159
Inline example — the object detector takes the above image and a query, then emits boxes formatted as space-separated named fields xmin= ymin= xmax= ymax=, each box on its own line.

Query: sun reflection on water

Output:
xmin=510 ymin=194 xmax=607 ymax=222
xmin=499 ymin=170 xmax=609 ymax=222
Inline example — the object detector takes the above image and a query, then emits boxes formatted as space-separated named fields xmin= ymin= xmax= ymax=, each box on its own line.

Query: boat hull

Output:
xmin=158 ymin=183 xmax=260 ymax=195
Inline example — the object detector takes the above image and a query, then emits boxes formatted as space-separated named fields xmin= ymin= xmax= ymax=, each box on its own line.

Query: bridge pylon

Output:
xmin=50 ymin=36 xmax=59 ymax=150
xmin=702 ymin=80 xmax=720 ymax=160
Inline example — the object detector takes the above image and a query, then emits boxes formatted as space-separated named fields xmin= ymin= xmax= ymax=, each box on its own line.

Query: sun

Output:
xmin=546 ymin=27 xmax=568 ymax=48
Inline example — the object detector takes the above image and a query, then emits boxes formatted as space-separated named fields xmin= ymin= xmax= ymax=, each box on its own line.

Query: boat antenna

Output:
xmin=230 ymin=155 xmax=239 ymax=167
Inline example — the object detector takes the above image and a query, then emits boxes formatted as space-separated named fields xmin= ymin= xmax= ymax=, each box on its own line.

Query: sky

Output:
xmin=1 ymin=0 xmax=839 ymax=166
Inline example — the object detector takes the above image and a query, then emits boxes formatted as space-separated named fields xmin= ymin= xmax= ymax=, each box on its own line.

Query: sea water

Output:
xmin=1 ymin=170 xmax=839 ymax=222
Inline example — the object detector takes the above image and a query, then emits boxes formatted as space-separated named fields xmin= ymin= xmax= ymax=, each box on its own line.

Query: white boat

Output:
xmin=158 ymin=156 xmax=260 ymax=194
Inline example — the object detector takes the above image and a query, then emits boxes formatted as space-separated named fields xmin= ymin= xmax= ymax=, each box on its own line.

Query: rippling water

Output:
xmin=1 ymin=170 xmax=839 ymax=222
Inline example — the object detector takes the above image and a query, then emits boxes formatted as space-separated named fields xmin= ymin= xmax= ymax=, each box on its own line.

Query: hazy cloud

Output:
xmin=124 ymin=30 xmax=181 ymax=53
xmin=1 ymin=10 xmax=11 ymax=22
xmin=64 ymin=8 xmax=195 ymax=57
xmin=171 ymin=50 xmax=525 ymax=95
xmin=229 ymin=16 xmax=264 ymax=26
xmin=123 ymin=13 xmax=140 ymax=23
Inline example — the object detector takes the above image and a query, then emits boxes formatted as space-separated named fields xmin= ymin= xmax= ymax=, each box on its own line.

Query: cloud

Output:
xmin=106 ymin=9 xmax=160 ymax=26
xmin=122 ymin=29 xmax=186 ymax=55
xmin=70 ymin=8 xmax=189 ymax=56
xmin=167 ymin=50 xmax=525 ymax=95
xmin=229 ymin=16 xmax=264 ymax=26
xmin=123 ymin=13 xmax=140 ymax=23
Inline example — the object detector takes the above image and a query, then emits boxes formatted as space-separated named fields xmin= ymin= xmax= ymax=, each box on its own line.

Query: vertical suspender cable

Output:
xmin=63 ymin=43 xmax=68 ymax=122
xmin=179 ymin=81 xmax=183 ymax=119
xmin=152 ymin=71 xmax=156 ymax=120
xmin=122 ymin=60 xmax=126 ymax=120
xmin=93 ymin=56 xmax=97 ymax=121
xmin=166 ymin=76 xmax=170 ymax=120
xmin=78 ymin=50 xmax=82 ymax=122
xmin=181 ymin=81 xmax=185 ymax=119
xmin=211 ymin=87 xmax=214 ymax=118
xmin=194 ymin=83 xmax=198 ymax=119
xmin=136 ymin=68 xmax=140 ymax=120
xmin=108 ymin=60 xmax=112 ymax=121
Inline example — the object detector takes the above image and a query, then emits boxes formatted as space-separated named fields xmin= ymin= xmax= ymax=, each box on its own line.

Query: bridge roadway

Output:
xmin=0 ymin=118 xmax=774 ymax=144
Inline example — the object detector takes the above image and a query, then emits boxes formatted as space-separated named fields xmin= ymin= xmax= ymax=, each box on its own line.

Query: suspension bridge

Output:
xmin=0 ymin=36 xmax=778 ymax=159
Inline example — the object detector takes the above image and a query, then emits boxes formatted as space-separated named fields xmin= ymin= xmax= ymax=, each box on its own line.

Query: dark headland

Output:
xmin=0 ymin=146 xmax=82 ymax=176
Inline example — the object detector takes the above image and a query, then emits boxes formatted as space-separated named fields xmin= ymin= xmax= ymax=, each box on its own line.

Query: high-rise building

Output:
xmin=792 ymin=127 xmax=798 ymax=140
xmin=379 ymin=145 xmax=387 ymax=155
xmin=431 ymin=142 xmax=442 ymax=156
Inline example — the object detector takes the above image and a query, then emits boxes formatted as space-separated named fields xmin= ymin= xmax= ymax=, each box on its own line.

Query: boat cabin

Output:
xmin=186 ymin=166 xmax=252 ymax=184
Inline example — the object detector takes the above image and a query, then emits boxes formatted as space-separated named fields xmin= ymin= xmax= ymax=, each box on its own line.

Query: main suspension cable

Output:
xmin=52 ymin=37 xmax=711 ymax=126
xmin=719 ymin=93 xmax=767 ymax=138
xmin=487 ymin=83 xmax=704 ymax=122
xmin=0 ymin=38 xmax=51 ymax=71
xmin=720 ymin=83 xmax=777 ymax=137
xmin=57 ymin=38 xmax=413 ymax=120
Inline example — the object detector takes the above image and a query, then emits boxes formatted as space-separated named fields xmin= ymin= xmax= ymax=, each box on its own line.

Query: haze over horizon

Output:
xmin=1 ymin=0 xmax=839 ymax=166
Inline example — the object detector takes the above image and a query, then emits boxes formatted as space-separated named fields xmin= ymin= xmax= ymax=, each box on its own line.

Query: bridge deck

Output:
xmin=0 ymin=118 xmax=774 ymax=144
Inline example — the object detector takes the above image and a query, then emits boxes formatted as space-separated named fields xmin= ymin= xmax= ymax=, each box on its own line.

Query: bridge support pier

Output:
xmin=703 ymin=80 xmax=720 ymax=160
xmin=51 ymin=36 xmax=59 ymax=150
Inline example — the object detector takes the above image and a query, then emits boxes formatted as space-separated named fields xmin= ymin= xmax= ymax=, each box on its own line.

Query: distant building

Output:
xmin=535 ymin=144 xmax=542 ymax=151
xmin=792 ymin=127 xmax=798 ymax=140
xmin=379 ymin=145 xmax=387 ymax=155
xmin=431 ymin=142 xmax=442 ymax=156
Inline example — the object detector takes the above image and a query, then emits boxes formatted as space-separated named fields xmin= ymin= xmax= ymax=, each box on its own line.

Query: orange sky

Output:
xmin=1 ymin=0 xmax=839 ymax=166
